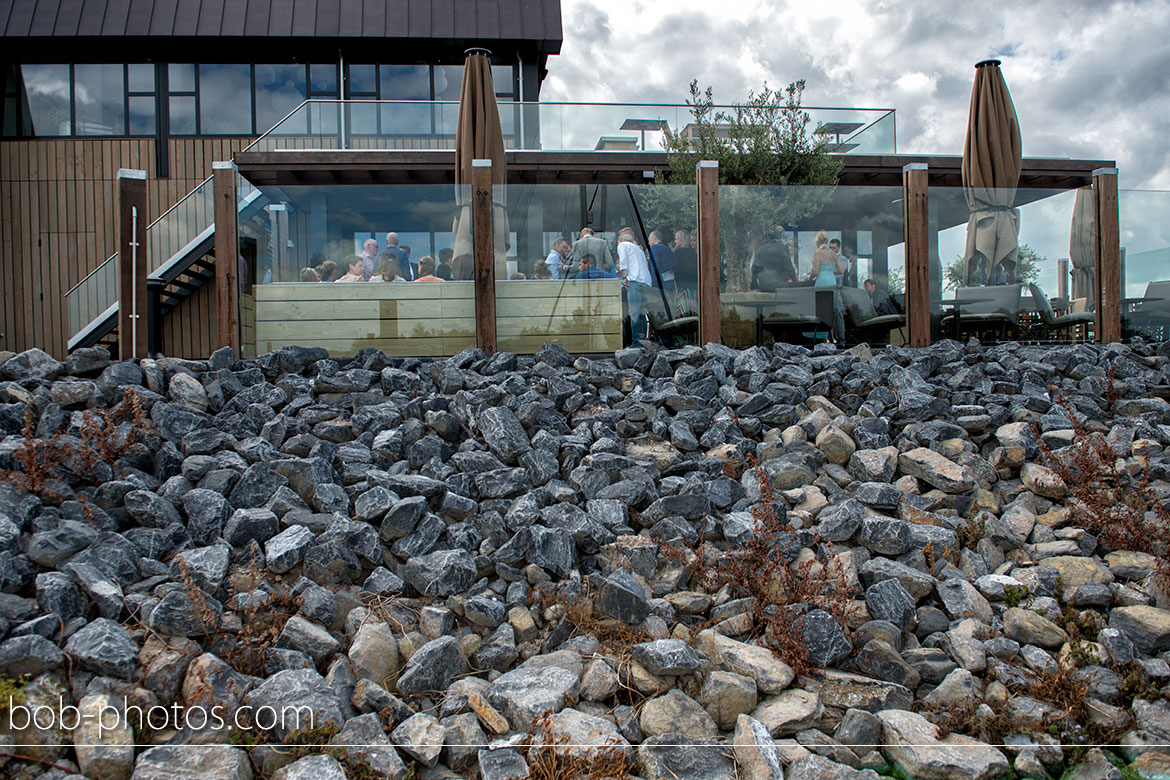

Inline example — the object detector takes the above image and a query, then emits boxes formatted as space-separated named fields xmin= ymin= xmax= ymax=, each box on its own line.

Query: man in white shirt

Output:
xmin=544 ymin=238 xmax=571 ymax=279
xmin=615 ymin=227 xmax=653 ymax=345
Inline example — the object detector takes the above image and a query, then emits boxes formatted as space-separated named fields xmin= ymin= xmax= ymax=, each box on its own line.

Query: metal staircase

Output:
xmin=65 ymin=180 xmax=266 ymax=352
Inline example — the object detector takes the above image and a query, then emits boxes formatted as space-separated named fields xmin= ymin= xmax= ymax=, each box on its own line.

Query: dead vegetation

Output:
xmin=667 ymin=453 xmax=857 ymax=676
xmin=0 ymin=388 xmax=149 ymax=501
xmin=523 ymin=710 xmax=634 ymax=780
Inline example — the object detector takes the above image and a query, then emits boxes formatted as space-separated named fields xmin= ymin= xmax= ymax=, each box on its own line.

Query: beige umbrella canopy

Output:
xmin=452 ymin=48 xmax=508 ymax=280
xmin=1069 ymin=186 xmax=1096 ymax=304
xmin=961 ymin=59 xmax=1023 ymax=286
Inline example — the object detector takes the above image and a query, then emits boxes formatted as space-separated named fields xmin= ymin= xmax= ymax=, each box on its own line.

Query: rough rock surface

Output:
xmin=0 ymin=338 xmax=1164 ymax=779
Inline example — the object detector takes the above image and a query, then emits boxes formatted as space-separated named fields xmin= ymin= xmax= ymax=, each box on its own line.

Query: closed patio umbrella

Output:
xmin=961 ymin=59 xmax=1023 ymax=286
xmin=453 ymin=48 xmax=508 ymax=280
xmin=1069 ymin=186 xmax=1096 ymax=304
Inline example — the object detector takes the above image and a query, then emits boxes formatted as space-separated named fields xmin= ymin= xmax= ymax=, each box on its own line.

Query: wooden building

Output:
xmin=0 ymin=0 xmax=562 ymax=358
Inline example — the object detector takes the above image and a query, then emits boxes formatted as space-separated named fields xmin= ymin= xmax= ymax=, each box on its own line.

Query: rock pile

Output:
xmin=0 ymin=338 xmax=1168 ymax=780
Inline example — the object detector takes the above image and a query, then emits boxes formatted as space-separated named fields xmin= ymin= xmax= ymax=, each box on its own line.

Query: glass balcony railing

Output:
xmin=1120 ymin=189 xmax=1170 ymax=341
xmin=244 ymin=100 xmax=897 ymax=155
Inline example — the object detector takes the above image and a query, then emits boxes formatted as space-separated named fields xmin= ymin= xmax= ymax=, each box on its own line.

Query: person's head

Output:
xmin=649 ymin=231 xmax=664 ymax=245
xmin=300 ymin=267 xmax=320 ymax=282
xmin=346 ymin=256 xmax=364 ymax=276
xmin=377 ymin=255 xmax=400 ymax=279
xmin=510 ymin=272 xmax=527 ymax=280
xmin=418 ymin=255 xmax=436 ymax=276
xmin=438 ymin=247 xmax=453 ymax=265
xmin=319 ymin=260 xmax=339 ymax=281
xmin=363 ymin=238 xmax=378 ymax=255
xmin=829 ymin=238 xmax=841 ymax=253
xmin=400 ymin=245 xmax=411 ymax=258
xmin=554 ymin=238 xmax=570 ymax=255
xmin=581 ymin=227 xmax=595 ymax=237
xmin=674 ymin=230 xmax=692 ymax=248
xmin=533 ymin=263 xmax=553 ymax=279
xmin=618 ymin=227 xmax=635 ymax=244
xmin=815 ymin=230 xmax=829 ymax=248
xmin=864 ymin=279 xmax=877 ymax=294
xmin=385 ymin=232 xmax=400 ymax=247
xmin=579 ymin=254 xmax=595 ymax=272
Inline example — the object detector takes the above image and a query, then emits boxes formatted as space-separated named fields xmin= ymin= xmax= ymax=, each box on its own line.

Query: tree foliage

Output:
xmin=944 ymin=243 xmax=1042 ymax=291
xmin=641 ymin=80 xmax=843 ymax=291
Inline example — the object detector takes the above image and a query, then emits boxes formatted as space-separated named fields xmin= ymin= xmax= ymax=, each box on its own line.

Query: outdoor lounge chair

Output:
xmin=1123 ymin=280 xmax=1170 ymax=341
xmin=839 ymin=286 xmax=905 ymax=344
xmin=760 ymin=287 xmax=827 ymax=342
xmin=644 ymin=292 xmax=699 ymax=345
xmin=1027 ymin=283 xmax=1095 ymax=341
xmin=940 ymin=283 xmax=1023 ymax=341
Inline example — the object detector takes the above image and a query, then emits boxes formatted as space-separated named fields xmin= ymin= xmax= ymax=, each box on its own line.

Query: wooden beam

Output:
xmin=1093 ymin=167 xmax=1121 ymax=344
xmin=472 ymin=159 xmax=496 ymax=355
xmin=117 ymin=168 xmax=148 ymax=360
xmin=213 ymin=161 xmax=240 ymax=355
xmin=697 ymin=161 xmax=720 ymax=346
xmin=903 ymin=163 xmax=931 ymax=347
xmin=1057 ymin=258 xmax=1069 ymax=302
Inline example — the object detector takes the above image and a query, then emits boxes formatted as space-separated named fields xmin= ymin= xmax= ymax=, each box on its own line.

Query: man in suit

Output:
xmin=751 ymin=231 xmax=797 ymax=292
xmin=384 ymin=232 xmax=414 ymax=280
xmin=865 ymin=279 xmax=901 ymax=316
xmin=569 ymin=228 xmax=613 ymax=273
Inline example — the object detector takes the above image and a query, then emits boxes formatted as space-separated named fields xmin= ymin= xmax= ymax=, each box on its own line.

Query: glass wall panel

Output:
xmin=128 ymin=64 xmax=154 ymax=92
xmin=20 ymin=64 xmax=71 ymax=135
xmin=255 ymin=64 xmax=307 ymax=132
xmin=128 ymin=95 xmax=155 ymax=135
xmin=239 ymin=183 xmax=475 ymax=358
xmin=718 ymin=185 xmax=905 ymax=349
xmin=169 ymin=64 xmax=195 ymax=92
xmin=1120 ymin=189 xmax=1170 ymax=341
xmin=199 ymin=64 xmax=253 ymax=134
xmin=169 ymin=95 xmax=196 ymax=135
xmin=379 ymin=65 xmax=431 ymax=135
xmin=495 ymin=184 xmax=696 ymax=353
xmin=927 ymin=187 xmax=1083 ymax=342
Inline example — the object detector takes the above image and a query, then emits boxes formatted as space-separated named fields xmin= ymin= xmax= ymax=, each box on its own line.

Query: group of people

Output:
xmin=300 ymin=233 xmax=457 ymax=285
xmin=536 ymin=227 xmax=700 ymax=346
xmin=750 ymin=230 xmax=900 ymax=343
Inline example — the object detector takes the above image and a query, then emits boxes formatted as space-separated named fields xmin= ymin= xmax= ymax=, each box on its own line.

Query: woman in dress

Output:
xmin=806 ymin=231 xmax=846 ymax=342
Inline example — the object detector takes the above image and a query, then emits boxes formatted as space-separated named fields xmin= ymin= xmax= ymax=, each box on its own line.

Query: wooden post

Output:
xmin=697 ymin=161 xmax=720 ymax=345
xmin=472 ymin=159 xmax=496 ymax=355
xmin=1057 ymin=258 xmax=1069 ymax=303
xmin=903 ymin=163 xmax=930 ymax=346
xmin=213 ymin=161 xmax=240 ymax=354
xmin=117 ymin=169 xmax=148 ymax=361
xmin=1093 ymin=167 xmax=1121 ymax=343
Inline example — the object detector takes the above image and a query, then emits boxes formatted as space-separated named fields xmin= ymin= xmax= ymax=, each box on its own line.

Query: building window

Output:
xmin=127 ymin=64 xmax=156 ymax=136
xmin=198 ymin=64 xmax=253 ymax=135
xmin=255 ymin=64 xmax=307 ymax=133
xmin=168 ymin=63 xmax=197 ymax=135
xmin=20 ymin=64 xmax=71 ymax=135
xmin=2 ymin=65 xmax=23 ymax=136
xmin=74 ymin=64 xmax=125 ymax=135
xmin=379 ymin=65 xmax=431 ymax=135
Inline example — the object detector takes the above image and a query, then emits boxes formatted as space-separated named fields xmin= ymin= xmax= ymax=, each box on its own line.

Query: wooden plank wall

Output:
xmin=0 ymin=136 xmax=249 ymax=359
xmin=248 ymin=278 xmax=623 ymax=357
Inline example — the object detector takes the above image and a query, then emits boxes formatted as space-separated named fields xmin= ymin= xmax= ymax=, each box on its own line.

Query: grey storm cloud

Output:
xmin=543 ymin=0 xmax=1170 ymax=189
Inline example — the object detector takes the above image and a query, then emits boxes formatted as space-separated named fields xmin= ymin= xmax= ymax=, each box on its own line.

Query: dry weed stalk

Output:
xmin=1039 ymin=398 xmax=1170 ymax=590
xmin=523 ymin=711 xmax=634 ymax=780
xmin=224 ymin=558 xmax=302 ymax=677
xmin=667 ymin=453 xmax=857 ymax=676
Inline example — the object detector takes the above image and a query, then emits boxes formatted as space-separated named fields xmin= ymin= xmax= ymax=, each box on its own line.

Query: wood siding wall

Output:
xmin=0 ymin=136 xmax=249 ymax=359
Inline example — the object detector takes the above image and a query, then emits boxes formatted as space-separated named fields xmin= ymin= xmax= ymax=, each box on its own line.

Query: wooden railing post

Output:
xmin=213 ymin=161 xmax=240 ymax=354
xmin=697 ymin=161 xmax=720 ymax=345
xmin=1093 ymin=167 xmax=1121 ymax=343
xmin=472 ymin=159 xmax=497 ymax=355
xmin=117 ymin=168 xmax=148 ymax=361
xmin=903 ymin=163 xmax=930 ymax=346
xmin=1057 ymin=258 xmax=1069 ymax=302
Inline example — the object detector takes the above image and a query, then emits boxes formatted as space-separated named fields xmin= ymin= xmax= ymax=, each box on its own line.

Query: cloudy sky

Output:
xmin=541 ymin=0 xmax=1170 ymax=191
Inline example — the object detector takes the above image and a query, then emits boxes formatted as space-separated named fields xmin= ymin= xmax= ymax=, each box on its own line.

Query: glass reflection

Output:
xmin=255 ymin=64 xmax=306 ymax=132
xmin=21 ymin=64 xmax=71 ymax=135
xmin=75 ymin=64 xmax=125 ymax=135
xmin=199 ymin=64 xmax=252 ymax=134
